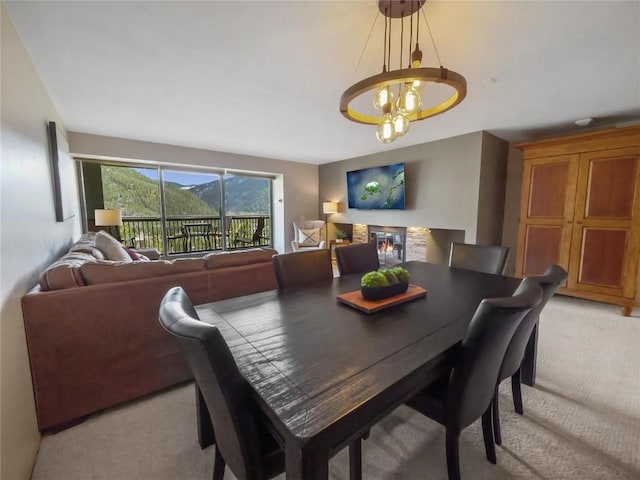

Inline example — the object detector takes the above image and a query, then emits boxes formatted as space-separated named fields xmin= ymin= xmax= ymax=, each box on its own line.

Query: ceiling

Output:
xmin=6 ymin=1 xmax=640 ymax=164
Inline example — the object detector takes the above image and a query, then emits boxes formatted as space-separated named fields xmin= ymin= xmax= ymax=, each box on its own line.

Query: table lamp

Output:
xmin=95 ymin=208 xmax=123 ymax=239
xmin=322 ymin=201 xmax=338 ymax=243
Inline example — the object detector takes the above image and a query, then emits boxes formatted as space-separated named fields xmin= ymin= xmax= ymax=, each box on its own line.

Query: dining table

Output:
xmin=194 ymin=261 xmax=535 ymax=479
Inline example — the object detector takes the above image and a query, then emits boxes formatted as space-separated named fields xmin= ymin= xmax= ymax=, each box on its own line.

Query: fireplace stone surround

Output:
xmin=335 ymin=223 xmax=464 ymax=266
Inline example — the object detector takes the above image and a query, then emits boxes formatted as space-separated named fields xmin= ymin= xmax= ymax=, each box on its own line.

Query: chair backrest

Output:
xmin=499 ymin=264 xmax=568 ymax=381
xmin=449 ymin=242 xmax=510 ymax=275
xmin=335 ymin=242 xmax=380 ymax=276
xmin=272 ymin=249 xmax=333 ymax=289
xmin=447 ymin=278 xmax=542 ymax=432
xmin=158 ymin=287 xmax=265 ymax=479
xmin=252 ymin=217 xmax=266 ymax=242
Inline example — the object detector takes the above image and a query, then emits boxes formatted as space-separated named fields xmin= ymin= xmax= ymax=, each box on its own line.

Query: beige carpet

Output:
xmin=31 ymin=296 xmax=640 ymax=480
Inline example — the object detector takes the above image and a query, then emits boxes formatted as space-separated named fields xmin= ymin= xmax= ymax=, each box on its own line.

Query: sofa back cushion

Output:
xmin=81 ymin=260 xmax=173 ymax=285
xmin=39 ymin=252 xmax=96 ymax=291
xmin=80 ymin=258 xmax=206 ymax=285
xmin=204 ymin=248 xmax=276 ymax=269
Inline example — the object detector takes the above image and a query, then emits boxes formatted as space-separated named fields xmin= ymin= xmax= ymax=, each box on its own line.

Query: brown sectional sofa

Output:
xmin=22 ymin=232 xmax=278 ymax=432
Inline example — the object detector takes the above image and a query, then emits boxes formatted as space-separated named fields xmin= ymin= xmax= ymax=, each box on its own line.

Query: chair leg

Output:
xmin=349 ymin=438 xmax=362 ymax=480
xmin=212 ymin=447 xmax=225 ymax=480
xmin=512 ymin=369 xmax=524 ymax=415
xmin=445 ymin=430 xmax=461 ymax=480
xmin=481 ymin=407 xmax=497 ymax=464
xmin=492 ymin=385 xmax=502 ymax=446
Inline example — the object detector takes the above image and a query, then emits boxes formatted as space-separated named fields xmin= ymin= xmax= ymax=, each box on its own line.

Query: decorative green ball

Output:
xmin=361 ymin=271 xmax=389 ymax=288
xmin=390 ymin=267 xmax=410 ymax=283
xmin=379 ymin=269 xmax=398 ymax=284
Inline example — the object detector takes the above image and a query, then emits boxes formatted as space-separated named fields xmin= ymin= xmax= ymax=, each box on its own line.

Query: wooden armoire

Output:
xmin=515 ymin=126 xmax=640 ymax=316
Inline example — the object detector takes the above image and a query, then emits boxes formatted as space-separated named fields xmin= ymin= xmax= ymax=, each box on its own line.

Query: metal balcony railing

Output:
xmin=119 ymin=215 xmax=271 ymax=255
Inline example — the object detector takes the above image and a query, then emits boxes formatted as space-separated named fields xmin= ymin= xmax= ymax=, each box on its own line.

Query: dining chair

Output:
xmin=158 ymin=286 xmax=363 ymax=480
xmin=492 ymin=264 xmax=568 ymax=446
xmin=448 ymin=242 xmax=510 ymax=275
xmin=272 ymin=249 xmax=333 ymax=289
xmin=405 ymin=277 xmax=542 ymax=480
xmin=335 ymin=241 xmax=380 ymax=276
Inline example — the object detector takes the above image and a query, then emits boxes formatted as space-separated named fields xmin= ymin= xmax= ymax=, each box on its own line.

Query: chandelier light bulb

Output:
xmin=392 ymin=113 xmax=410 ymax=137
xmin=410 ymin=45 xmax=425 ymax=91
xmin=397 ymin=84 xmax=422 ymax=115
xmin=373 ymin=86 xmax=393 ymax=110
xmin=376 ymin=112 xmax=397 ymax=143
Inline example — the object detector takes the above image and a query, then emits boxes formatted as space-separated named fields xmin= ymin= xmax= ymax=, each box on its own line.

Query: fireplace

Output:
xmin=368 ymin=225 xmax=406 ymax=266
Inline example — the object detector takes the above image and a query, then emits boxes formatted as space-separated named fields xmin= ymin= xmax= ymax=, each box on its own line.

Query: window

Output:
xmin=80 ymin=161 xmax=272 ymax=256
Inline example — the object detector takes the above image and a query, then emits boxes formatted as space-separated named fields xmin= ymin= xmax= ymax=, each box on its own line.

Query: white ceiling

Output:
xmin=6 ymin=1 xmax=640 ymax=164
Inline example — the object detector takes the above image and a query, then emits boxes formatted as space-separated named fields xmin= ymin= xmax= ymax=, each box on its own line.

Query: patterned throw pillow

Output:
xmin=297 ymin=228 xmax=320 ymax=247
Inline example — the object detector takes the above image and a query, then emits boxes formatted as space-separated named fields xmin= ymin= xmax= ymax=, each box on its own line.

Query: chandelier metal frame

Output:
xmin=340 ymin=0 xmax=467 ymax=138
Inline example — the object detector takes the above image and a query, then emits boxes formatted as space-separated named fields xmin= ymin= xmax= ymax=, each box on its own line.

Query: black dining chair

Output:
xmin=335 ymin=242 xmax=380 ymax=276
xmin=448 ymin=242 xmax=510 ymax=275
xmin=272 ymin=249 xmax=333 ymax=289
xmin=158 ymin=287 xmax=362 ymax=480
xmin=405 ymin=278 xmax=542 ymax=480
xmin=492 ymin=264 xmax=568 ymax=446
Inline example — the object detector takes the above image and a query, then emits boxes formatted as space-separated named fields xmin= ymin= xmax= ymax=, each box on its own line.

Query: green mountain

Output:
xmin=191 ymin=176 xmax=270 ymax=214
xmin=102 ymin=166 xmax=217 ymax=216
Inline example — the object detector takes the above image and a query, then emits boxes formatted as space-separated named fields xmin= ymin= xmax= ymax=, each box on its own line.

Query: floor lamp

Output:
xmin=322 ymin=201 xmax=338 ymax=244
xmin=95 ymin=209 xmax=123 ymax=241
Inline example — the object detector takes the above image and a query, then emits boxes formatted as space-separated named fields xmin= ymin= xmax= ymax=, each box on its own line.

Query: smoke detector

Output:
xmin=575 ymin=117 xmax=594 ymax=127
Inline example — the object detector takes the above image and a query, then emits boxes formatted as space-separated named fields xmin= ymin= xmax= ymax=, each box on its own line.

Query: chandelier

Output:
xmin=340 ymin=0 xmax=467 ymax=143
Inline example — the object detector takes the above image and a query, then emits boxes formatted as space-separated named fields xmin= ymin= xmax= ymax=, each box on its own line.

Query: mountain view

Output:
xmin=102 ymin=166 xmax=270 ymax=216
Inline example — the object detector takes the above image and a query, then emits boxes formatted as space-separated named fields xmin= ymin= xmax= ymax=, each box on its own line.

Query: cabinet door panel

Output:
xmin=585 ymin=155 xmax=637 ymax=218
xmin=578 ymin=228 xmax=627 ymax=287
xmin=568 ymin=147 xmax=640 ymax=297
xmin=522 ymin=226 xmax=562 ymax=275
xmin=515 ymin=155 xmax=578 ymax=277
xmin=528 ymin=162 xmax=570 ymax=217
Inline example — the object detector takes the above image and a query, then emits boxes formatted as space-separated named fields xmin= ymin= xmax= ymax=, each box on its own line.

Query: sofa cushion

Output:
xmin=95 ymin=231 xmax=132 ymax=263
xmin=171 ymin=257 xmax=206 ymax=273
xmin=39 ymin=252 xmax=96 ymax=291
xmin=79 ymin=257 xmax=207 ymax=285
xmin=80 ymin=260 xmax=174 ymax=285
xmin=204 ymin=248 xmax=276 ymax=269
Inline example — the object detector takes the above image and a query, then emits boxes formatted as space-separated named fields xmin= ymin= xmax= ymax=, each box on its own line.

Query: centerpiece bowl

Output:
xmin=360 ymin=267 xmax=410 ymax=301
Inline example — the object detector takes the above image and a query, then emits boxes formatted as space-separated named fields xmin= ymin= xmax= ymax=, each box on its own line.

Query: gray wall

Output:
xmin=68 ymin=133 xmax=320 ymax=253
xmin=477 ymin=132 xmax=510 ymax=245
xmin=1 ymin=5 xmax=81 ymax=478
xmin=501 ymin=145 xmax=525 ymax=275
xmin=319 ymin=131 xmax=508 ymax=246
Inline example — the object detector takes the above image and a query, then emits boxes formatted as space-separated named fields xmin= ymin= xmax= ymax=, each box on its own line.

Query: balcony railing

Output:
xmin=119 ymin=215 xmax=271 ymax=255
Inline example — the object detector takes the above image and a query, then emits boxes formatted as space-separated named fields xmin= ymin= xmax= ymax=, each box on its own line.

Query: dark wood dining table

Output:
xmin=194 ymin=261 xmax=534 ymax=479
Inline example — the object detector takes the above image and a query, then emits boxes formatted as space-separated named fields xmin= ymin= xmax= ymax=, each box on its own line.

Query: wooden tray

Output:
xmin=337 ymin=284 xmax=427 ymax=314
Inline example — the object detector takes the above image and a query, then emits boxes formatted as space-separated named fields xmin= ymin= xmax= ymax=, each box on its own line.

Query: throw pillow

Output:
xmin=95 ymin=230 xmax=132 ymax=263
xmin=297 ymin=227 xmax=320 ymax=247
xmin=123 ymin=246 xmax=141 ymax=261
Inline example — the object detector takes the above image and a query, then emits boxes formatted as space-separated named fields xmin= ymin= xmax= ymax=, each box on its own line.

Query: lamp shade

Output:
xmin=322 ymin=202 xmax=338 ymax=214
xmin=94 ymin=209 xmax=122 ymax=226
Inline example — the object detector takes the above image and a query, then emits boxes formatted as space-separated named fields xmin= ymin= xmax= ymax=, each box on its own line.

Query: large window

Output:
xmin=80 ymin=161 xmax=272 ymax=256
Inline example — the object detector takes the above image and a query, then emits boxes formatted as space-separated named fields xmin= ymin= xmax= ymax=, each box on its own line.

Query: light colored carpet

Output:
xmin=31 ymin=296 xmax=640 ymax=480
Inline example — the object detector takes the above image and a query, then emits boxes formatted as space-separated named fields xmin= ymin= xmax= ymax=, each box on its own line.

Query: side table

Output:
xmin=329 ymin=239 xmax=351 ymax=260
